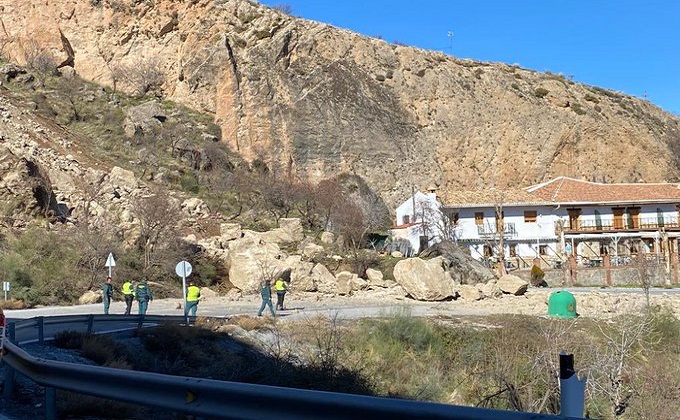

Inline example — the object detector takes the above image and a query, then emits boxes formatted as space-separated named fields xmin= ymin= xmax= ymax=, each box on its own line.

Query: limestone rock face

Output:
xmin=0 ymin=148 xmax=62 ymax=224
xmin=393 ymin=257 xmax=455 ymax=301
xmin=1 ymin=0 xmax=678 ymax=209
xmin=497 ymin=275 xmax=529 ymax=296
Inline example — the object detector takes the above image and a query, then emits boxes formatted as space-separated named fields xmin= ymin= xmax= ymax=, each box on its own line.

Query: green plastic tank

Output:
xmin=548 ymin=290 xmax=578 ymax=318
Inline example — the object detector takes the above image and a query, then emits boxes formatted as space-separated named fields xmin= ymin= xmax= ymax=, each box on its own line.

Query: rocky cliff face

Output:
xmin=1 ymin=0 xmax=679 ymax=207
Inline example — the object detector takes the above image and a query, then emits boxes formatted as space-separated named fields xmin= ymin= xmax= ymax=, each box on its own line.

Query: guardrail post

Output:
xmin=45 ymin=387 xmax=56 ymax=420
xmin=2 ymin=363 xmax=15 ymax=399
xmin=7 ymin=322 xmax=15 ymax=343
xmin=559 ymin=352 xmax=586 ymax=417
xmin=87 ymin=315 xmax=94 ymax=334
xmin=37 ymin=316 xmax=44 ymax=344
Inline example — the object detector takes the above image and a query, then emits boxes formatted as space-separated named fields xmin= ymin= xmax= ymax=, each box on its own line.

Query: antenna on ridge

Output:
xmin=447 ymin=30 xmax=454 ymax=55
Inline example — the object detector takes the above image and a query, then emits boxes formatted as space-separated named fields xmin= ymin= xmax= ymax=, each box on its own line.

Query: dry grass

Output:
xmin=228 ymin=314 xmax=274 ymax=331
xmin=0 ymin=299 xmax=27 ymax=310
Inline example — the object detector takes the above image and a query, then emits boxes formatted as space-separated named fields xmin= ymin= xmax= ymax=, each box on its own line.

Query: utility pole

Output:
xmin=447 ymin=31 xmax=454 ymax=55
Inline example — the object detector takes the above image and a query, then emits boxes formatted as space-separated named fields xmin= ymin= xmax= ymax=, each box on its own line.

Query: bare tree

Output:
xmin=314 ymin=178 xmax=345 ymax=231
xmin=112 ymin=56 xmax=165 ymax=96
xmin=271 ymin=4 xmax=293 ymax=15
xmin=333 ymin=200 xmax=370 ymax=250
xmin=132 ymin=192 xmax=180 ymax=271
xmin=22 ymin=38 xmax=56 ymax=74
xmin=588 ymin=314 xmax=655 ymax=417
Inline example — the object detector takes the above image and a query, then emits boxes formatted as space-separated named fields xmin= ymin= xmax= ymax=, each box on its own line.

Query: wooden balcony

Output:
xmin=565 ymin=217 xmax=680 ymax=233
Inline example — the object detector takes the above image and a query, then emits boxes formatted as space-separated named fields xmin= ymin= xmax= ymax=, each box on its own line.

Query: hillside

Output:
xmin=1 ymin=0 xmax=679 ymax=208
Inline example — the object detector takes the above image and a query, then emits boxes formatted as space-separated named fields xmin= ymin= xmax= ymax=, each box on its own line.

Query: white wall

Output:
xmin=392 ymin=191 xmax=442 ymax=254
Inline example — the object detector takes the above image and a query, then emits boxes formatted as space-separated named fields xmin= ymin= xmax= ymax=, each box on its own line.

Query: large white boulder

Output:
xmin=285 ymin=255 xmax=316 ymax=292
xmin=79 ymin=290 xmax=100 ymax=305
xmin=456 ymin=284 xmax=482 ymax=301
xmin=392 ymin=257 xmax=455 ymax=301
xmin=497 ymin=274 xmax=529 ymax=296
xmin=313 ymin=263 xmax=338 ymax=294
xmin=226 ymin=235 xmax=285 ymax=292
xmin=257 ymin=218 xmax=304 ymax=244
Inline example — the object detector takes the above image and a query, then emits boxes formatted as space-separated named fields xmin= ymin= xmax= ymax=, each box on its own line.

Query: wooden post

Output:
xmin=568 ymin=255 xmax=577 ymax=286
xmin=672 ymin=239 xmax=679 ymax=285
xmin=603 ymin=254 xmax=611 ymax=286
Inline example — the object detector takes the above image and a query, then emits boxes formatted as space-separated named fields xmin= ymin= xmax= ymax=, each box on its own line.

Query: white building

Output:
xmin=390 ymin=188 xmax=451 ymax=255
xmin=394 ymin=177 xmax=680 ymax=267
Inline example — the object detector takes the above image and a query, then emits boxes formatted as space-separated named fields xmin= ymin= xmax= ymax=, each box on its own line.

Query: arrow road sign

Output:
xmin=105 ymin=252 xmax=116 ymax=278
xmin=105 ymin=253 xmax=116 ymax=268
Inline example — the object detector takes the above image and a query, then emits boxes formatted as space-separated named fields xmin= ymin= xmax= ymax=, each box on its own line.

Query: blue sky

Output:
xmin=259 ymin=1 xmax=680 ymax=115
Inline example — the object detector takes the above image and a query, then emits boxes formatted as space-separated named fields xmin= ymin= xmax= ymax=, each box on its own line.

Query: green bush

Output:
xmin=584 ymin=93 xmax=600 ymax=103
xmin=179 ymin=171 xmax=200 ymax=193
xmin=571 ymin=103 xmax=586 ymax=115
xmin=534 ymin=87 xmax=549 ymax=98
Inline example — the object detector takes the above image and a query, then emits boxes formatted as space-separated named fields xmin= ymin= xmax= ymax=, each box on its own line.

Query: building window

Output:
xmin=539 ymin=245 xmax=548 ymax=256
xmin=509 ymin=244 xmax=517 ymax=257
xmin=402 ymin=215 xmax=410 ymax=224
xmin=450 ymin=212 xmax=459 ymax=225
xmin=475 ymin=212 xmax=484 ymax=226
xmin=524 ymin=211 xmax=537 ymax=223
xmin=483 ymin=244 xmax=493 ymax=257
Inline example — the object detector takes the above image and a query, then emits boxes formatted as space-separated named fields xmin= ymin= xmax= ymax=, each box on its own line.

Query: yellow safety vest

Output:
xmin=122 ymin=282 xmax=134 ymax=295
xmin=187 ymin=285 xmax=201 ymax=302
xmin=274 ymin=279 xmax=287 ymax=291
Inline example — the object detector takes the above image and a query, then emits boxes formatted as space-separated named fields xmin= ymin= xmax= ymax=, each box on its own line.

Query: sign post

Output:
xmin=175 ymin=261 xmax=193 ymax=324
xmin=2 ymin=282 xmax=9 ymax=301
xmin=105 ymin=252 xmax=116 ymax=279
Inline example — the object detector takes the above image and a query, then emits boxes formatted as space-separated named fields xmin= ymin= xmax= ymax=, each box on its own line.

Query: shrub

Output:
xmin=584 ymin=93 xmax=600 ymax=103
xmin=80 ymin=334 xmax=131 ymax=365
xmin=534 ymin=87 xmax=549 ymax=98
xmin=571 ymin=103 xmax=586 ymax=115
xmin=530 ymin=264 xmax=546 ymax=286
xmin=53 ymin=331 xmax=86 ymax=349
xmin=179 ymin=171 xmax=200 ymax=193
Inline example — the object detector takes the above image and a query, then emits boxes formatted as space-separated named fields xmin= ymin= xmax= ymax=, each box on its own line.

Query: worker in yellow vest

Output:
xmin=122 ymin=280 xmax=135 ymax=315
xmin=274 ymin=277 xmax=288 ymax=311
xmin=185 ymin=280 xmax=202 ymax=317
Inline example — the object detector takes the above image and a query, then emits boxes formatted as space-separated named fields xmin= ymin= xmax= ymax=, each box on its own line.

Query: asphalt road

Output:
xmin=4 ymin=286 xmax=679 ymax=324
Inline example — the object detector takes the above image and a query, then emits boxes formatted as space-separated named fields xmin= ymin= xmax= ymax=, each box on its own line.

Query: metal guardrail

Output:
xmin=1 ymin=315 xmax=576 ymax=420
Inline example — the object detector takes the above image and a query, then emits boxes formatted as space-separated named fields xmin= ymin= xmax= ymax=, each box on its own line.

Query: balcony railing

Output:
xmin=477 ymin=222 xmax=517 ymax=237
xmin=568 ymin=216 xmax=680 ymax=232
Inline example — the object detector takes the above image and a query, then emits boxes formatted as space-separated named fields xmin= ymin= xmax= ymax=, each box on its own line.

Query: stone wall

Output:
xmin=515 ymin=265 xmax=675 ymax=287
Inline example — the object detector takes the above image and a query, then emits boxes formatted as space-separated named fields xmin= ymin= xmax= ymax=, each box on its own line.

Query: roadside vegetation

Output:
xmin=51 ymin=306 xmax=680 ymax=418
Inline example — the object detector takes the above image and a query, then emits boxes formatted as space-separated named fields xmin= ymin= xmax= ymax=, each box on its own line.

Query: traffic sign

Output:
xmin=176 ymin=261 xmax=193 ymax=324
xmin=175 ymin=261 xmax=192 ymax=278
xmin=105 ymin=252 xmax=116 ymax=278
xmin=105 ymin=252 xmax=116 ymax=267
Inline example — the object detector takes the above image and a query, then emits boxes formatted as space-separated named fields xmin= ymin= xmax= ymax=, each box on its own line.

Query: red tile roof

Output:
xmin=440 ymin=177 xmax=680 ymax=207
xmin=526 ymin=177 xmax=680 ymax=204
